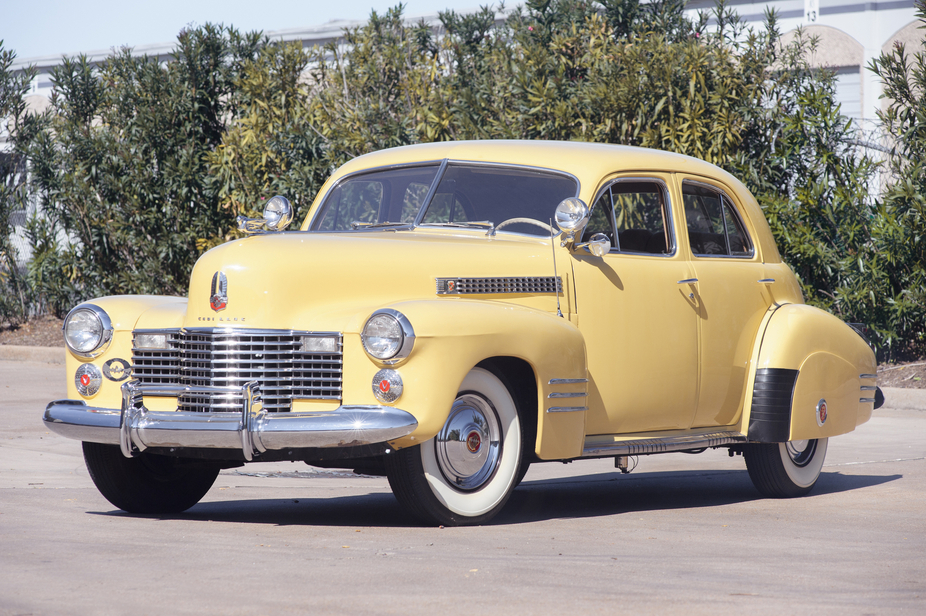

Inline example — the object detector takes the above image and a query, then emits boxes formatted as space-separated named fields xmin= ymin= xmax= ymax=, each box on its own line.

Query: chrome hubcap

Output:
xmin=435 ymin=393 xmax=502 ymax=491
xmin=786 ymin=439 xmax=817 ymax=467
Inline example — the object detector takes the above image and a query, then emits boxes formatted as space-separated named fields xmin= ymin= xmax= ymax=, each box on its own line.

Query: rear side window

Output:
xmin=584 ymin=179 xmax=674 ymax=255
xmin=682 ymin=183 xmax=753 ymax=257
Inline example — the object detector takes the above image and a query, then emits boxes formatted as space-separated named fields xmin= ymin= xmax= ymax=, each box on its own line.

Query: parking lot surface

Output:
xmin=1 ymin=360 xmax=924 ymax=615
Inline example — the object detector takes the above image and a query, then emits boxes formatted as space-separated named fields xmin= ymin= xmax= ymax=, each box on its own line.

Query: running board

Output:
xmin=582 ymin=430 xmax=746 ymax=458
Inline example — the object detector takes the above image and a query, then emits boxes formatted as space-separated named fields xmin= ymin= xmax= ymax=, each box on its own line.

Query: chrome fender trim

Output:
xmin=44 ymin=380 xmax=418 ymax=460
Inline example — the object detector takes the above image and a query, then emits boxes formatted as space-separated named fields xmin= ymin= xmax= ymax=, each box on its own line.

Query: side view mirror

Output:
xmin=553 ymin=198 xmax=590 ymax=248
xmin=581 ymin=233 xmax=611 ymax=257
xmin=237 ymin=195 xmax=294 ymax=235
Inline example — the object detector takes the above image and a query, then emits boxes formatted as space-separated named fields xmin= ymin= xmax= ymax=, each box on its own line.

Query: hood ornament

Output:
xmin=210 ymin=272 xmax=228 ymax=312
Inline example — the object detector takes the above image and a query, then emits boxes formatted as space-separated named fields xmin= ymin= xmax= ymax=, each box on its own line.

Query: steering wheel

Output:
xmin=493 ymin=218 xmax=555 ymax=234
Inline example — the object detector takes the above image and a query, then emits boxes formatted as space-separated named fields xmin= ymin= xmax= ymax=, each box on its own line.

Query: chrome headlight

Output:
xmin=63 ymin=304 xmax=113 ymax=358
xmin=361 ymin=309 xmax=415 ymax=363
xmin=263 ymin=195 xmax=294 ymax=231
xmin=554 ymin=197 xmax=590 ymax=231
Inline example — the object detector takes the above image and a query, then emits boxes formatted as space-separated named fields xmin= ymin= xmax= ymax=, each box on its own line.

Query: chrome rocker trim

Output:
xmin=44 ymin=380 xmax=418 ymax=462
xmin=582 ymin=430 xmax=746 ymax=457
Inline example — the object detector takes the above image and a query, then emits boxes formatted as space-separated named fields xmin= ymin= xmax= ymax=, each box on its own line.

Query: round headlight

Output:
xmin=554 ymin=197 xmax=590 ymax=231
xmin=63 ymin=305 xmax=113 ymax=358
xmin=361 ymin=309 xmax=415 ymax=363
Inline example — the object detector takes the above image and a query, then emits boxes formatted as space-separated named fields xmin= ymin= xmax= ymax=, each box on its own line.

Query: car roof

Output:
xmin=335 ymin=140 xmax=722 ymax=184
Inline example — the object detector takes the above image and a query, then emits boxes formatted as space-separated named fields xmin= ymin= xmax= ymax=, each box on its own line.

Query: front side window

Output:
xmin=683 ymin=183 xmax=753 ymax=257
xmin=584 ymin=179 xmax=674 ymax=255
xmin=312 ymin=162 xmax=578 ymax=236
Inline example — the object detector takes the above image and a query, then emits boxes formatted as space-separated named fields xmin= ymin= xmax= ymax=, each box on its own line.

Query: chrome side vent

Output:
xmin=436 ymin=276 xmax=562 ymax=295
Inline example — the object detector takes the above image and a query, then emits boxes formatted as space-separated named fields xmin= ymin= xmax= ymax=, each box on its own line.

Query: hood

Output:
xmin=184 ymin=230 xmax=563 ymax=332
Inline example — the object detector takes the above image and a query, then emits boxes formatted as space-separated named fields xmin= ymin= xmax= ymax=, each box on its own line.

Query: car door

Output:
xmin=678 ymin=176 xmax=775 ymax=428
xmin=571 ymin=174 xmax=700 ymax=436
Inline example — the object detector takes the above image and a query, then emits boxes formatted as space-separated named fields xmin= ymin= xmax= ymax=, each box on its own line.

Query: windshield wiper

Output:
xmin=350 ymin=221 xmax=413 ymax=230
xmin=419 ymin=221 xmax=495 ymax=230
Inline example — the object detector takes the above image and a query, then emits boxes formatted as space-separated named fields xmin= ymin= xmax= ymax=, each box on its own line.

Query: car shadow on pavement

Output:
xmin=495 ymin=468 xmax=901 ymax=524
xmin=86 ymin=468 xmax=900 ymax=527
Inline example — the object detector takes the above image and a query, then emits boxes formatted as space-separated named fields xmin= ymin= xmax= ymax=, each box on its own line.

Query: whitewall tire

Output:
xmin=744 ymin=438 xmax=828 ymax=498
xmin=385 ymin=367 xmax=523 ymax=526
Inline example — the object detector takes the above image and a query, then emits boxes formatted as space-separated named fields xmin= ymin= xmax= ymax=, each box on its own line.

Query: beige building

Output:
xmin=685 ymin=0 xmax=923 ymax=131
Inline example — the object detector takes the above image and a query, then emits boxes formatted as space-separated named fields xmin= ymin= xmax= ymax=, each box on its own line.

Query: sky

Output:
xmin=2 ymin=0 xmax=493 ymax=61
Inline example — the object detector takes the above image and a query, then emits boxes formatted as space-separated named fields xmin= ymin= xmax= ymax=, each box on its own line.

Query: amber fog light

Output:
xmin=75 ymin=363 xmax=103 ymax=397
xmin=372 ymin=369 xmax=403 ymax=404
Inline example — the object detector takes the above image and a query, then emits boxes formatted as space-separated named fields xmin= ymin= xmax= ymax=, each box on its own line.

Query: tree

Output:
xmin=25 ymin=25 xmax=263 ymax=312
xmin=0 ymin=41 xmax=38 ymax=324
xmin=208 ymin=40 xmax=327 ymax=231
xmin=867 ymin=0 xmax=926 ymax=357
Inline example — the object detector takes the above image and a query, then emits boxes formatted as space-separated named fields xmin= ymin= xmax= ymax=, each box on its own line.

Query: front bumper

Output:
xmin=44 ymin=380 xmax=417 ymax=461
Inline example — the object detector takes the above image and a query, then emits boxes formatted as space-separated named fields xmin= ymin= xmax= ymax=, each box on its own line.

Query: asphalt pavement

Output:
xmin=1 ymin=358 xmax=924 ymax=615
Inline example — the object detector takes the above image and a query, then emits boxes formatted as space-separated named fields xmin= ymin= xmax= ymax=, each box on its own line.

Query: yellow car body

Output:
xmin=45 ymin=141 xmax=880 ymax=525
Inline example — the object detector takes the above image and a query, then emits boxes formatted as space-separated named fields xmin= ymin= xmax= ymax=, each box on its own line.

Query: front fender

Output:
xmin=63 ymin=296 xmax=187 ymax=405
xmin=743 ymin=303 xmax=877 ymax=442
xmin=359 ymin=299 xmax=587 ymax=459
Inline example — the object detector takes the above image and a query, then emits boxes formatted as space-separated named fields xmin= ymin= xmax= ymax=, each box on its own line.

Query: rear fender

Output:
xmin=743 ymin=303 xmax=877 ymax=442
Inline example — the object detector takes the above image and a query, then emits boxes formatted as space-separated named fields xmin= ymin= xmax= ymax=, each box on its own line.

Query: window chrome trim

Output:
xmin=589 ymin=176 xmax=677 ymax=257
xmin=681 ymin=179 xmax=756 ymax=259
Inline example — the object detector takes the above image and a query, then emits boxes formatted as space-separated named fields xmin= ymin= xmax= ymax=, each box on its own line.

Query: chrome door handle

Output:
xmin=677 ymin=278 xmax=698 ymax=284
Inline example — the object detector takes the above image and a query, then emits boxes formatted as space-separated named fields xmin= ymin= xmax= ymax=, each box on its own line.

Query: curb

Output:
xmin=880 ymin=387 xmax=926 ymax=412
xmin=0 ymin=345 xmax=65 ymax=365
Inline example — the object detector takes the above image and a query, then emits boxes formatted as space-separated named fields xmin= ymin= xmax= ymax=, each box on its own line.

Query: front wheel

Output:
xmin=83 ymin=442 xmax=220 ymax=514
xmin=744 ymin=438 xmax=828 ymax=498
xmin=385 ymin=367 xmax=524 ymax=526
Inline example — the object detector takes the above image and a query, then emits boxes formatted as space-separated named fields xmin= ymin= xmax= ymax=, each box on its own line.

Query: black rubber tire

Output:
xmin=385 ymin=367 xmax=524 ymax=526
xmin=744 ymin=438 xmax=828 ymax=498
xmin=82 ymin=442 xmax=220 ymax=514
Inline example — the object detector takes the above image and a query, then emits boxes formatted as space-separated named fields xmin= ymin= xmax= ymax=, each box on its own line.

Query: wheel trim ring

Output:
xmin=786 ymin=439 xmax=817 ymax=468
xmin=435 ymin=392 xmax=502 ymax=492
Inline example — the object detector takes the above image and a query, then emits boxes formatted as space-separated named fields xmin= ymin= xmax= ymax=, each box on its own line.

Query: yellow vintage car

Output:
xmin=44 ymin=141 xmax=883 ymax=525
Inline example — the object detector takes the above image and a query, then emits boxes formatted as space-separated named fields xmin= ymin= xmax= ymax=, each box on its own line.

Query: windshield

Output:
xmin=311 ymin=162 xmax=578 ymax=236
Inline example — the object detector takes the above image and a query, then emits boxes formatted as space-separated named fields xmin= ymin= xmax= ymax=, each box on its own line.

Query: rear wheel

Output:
xmin=385 ymin=367 xmax=523 ymax=526
xmin=744 ymin=438 xmax=828 ymax=498
xmin=83 ymin=442 xmax=220 ymax=514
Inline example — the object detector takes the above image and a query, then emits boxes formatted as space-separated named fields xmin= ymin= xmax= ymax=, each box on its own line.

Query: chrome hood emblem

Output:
xmin=210 ymin=272 xmax=228 ymax=312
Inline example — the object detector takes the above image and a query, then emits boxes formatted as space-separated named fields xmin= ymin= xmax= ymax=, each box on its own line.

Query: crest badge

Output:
xmin=816 ymin=399 xmax=828 ymax=426
xmin=210 ymin=272 xmax=228 ymax=312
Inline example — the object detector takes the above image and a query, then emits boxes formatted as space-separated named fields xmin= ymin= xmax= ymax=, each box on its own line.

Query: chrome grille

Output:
xmin=436 ymin=276 xmax=562 ymax=295
xmin=132 ymin=328 xmax=343 ymax=412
